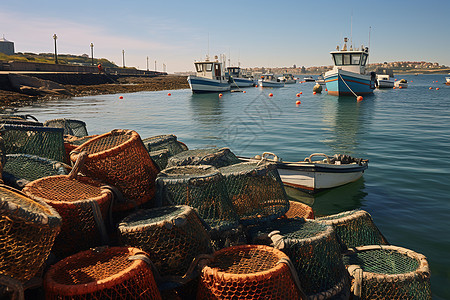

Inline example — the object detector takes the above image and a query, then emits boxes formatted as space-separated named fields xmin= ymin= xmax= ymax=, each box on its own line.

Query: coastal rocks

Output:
xmin=8 ymin=74 xmax=73 ymax=97
xmin=313 ymin=83 xmax=323 ymax=93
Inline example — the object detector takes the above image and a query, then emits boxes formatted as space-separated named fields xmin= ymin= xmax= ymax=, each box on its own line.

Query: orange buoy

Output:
xmin=325 ymin=88 xmax=328 ymax=91
xmin=436 ymin=88 xmax=439 ymax=90
xmin=429 ymin=87 xmax=432 ymax=90
xmin=357 ymin=96 xmax=363 ymax=101
xmin=168 ymin=93 xmax=171 ymax=96
xmin=269 ymin=93 xmax=273 ymax=97
xmin=296 ymin=93 xmax=300 ymax=97
xmin=313 ymin=91 xmax=316 ymax=95
xmin=219 ymin=94 xmax=223 ymax=98
xmin=399 ymin=86 xmax=403 ymax=89
xmin=255 ymin=85 xmax=258 ymax=87
xmin=296 ymin=100 xmax=301 ymax=105
xmin=393 ymin=87 xmax=396 ymax=89
xmin=243 ymin=91 xmax=246 ymax=93
xmin=395 ymin=79 xmax=397 ymax=81
xmin=300 ymin=92 xmax=303 ymax=95
xmin=119 ymin=96 xmax=123 ymax=99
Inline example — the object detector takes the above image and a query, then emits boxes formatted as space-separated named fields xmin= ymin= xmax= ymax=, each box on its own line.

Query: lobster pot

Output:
xmin=118 ymin=205 xmax=212 ymax=277
xmin=248 ymin=218 xmax=349 ymax=298
xmin=63 ymin=134 xmax=98 ymax=160
xmin=166 ymin=147 xmax=241 ymax=168
xmin=0 ymin=114 xmax=42 ymax=126
xmin=0 ymin=185 xmax=61 ymax=282
xmin=69 ymin=129 xmax=159 ymax=211
xmin=149 ymin=148 xmax=170 ymax=171
xmin=44 ymin=247 xmax=162 ymax=300
xmin=284 ymin=200 xmax=315 ymax=220
xmin=142 ymin=134 xmax=185 ymax=157
xmin=2 ymin=154 xmax=69 ymax=190
xmin=44 ymin=118 xmax=88 ymax=137
xmin=343 ymin=245 xmax=431 ymax=300
xmin=23 ymin=175 xmax=112 ymax=258
xmin=219 ymin=162 xmax=290 ymax=225
xmin=157 ymin=165 xmax=239 ymax=232
xmin=198 ymin=244 xmax=302 ymax=299
xmin=317 ymin=209 xmax=388 ymax=251
xmin=0 ymin=124 xmax=65 ymax=163
xmin=0 ymin=137 xmax=5 ymax=179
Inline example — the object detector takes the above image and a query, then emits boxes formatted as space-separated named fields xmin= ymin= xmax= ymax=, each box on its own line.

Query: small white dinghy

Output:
xmin=239 ymin=152 xmax=369 ymax=193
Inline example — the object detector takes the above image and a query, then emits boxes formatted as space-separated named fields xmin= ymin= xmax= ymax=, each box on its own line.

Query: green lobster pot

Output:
xmin=118 ymin=205 xmax=212 ymax=277
xmin=44 ymin=118 xmax=88 ymax=137
xmin=343 ymin=245 xmax=431 ymax=300
xmin=142 ymin=134 xmax=186 ymax=157
xmin=166 ymin=147 xmax=241 ymax=168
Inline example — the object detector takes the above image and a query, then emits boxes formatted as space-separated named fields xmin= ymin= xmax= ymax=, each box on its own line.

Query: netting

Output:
xmin=156 ymin=165 xmax=239 ymax=232
xmin=0 ymin=114 xmax=42 ymax=127
xmin=0 ymin=124 xmax=65 ymax=163
xmin=2 ymin=154 xmax=69 ymax=190
xmin=149 ymin=148 xmax=170 ymax=171
xmin=23 ymin=173 xmax=112 ymax=258
xmin=343 ymin=245 xmax=431 ymax=299
xmin=69 ymin=129 xmax=159 ymax=212
xmin=142 ymin=134 xmax=185 ymax=157
xmin=63 ymin=134 xmax=99 ymax=160
xmin=118 ymin=205 xmax=212 ymax=278
xmin=283 ymin=200 xmax=315 ymax=220
xmin=317 ymin=209 xmax=388 ymax=251
xmin=197 ymin=244 xmax=303 ymax=299
xmin=166 ymin=147 xmax=241 ymax=168
xmin=44 ymin=247 xmax=162 ymax=300
xmin=44 ymin=118 xmax=88 ymax=137
xmin=219 ymin=162 xmax=290 ymax=225
xmin=248 ymin=218 xmax=349 ymax=298
xmin=0 ymin=137 xmax=5 ymax=182
xmin=0 ymin=184 xmax=61 ymax=282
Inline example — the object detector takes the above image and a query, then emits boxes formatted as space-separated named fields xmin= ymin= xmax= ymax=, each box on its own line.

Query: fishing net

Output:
xmin=248 ymin=218 xmax=349 ymax=298
xmin=166 ymin=147 xmax=241 ymax=168
xmin=219 ymin=161 xmax=290 ymax=225
xmin=0 ymin=137 xmax=5 ymax=181
xmin=69 ymin=129 xmax=159 ymax=212
xmin=283 ymin=200 xmax=315 ymax=220
xmin=317 ymin=209 xmax=388 ymax=251
xmin=63 ymin=134 xmax=99 ymax=160
xmin=0 ymin=114 xmax=42 ymax=126
xmin=44 ymin=247 xmax=162 ymax=300
xmin=0 ymin=184 xmax=61 ymax=282
xmin=149 ymin=148 xmax=170 ymax=171
xmin=142 ymin=134 xmax=186 ymax=157
xmin=197 ymin=244 xmax=304 ymax=299
xmin=343 ymin=245 xmax=431 ymax=300
xmin=23 ymin=158 xmax=113 ymax=258
xmin=118 ymin=205 xmax=212 ymax=278
xmin=44 ymin=118 xmax=88 ymax=137
xmin=156 ymin=165 xmax=239 ymax=232
xmin=2 ymin=154 xmax=69 ymax=190
xmin=0 ymin=124 xmax=65 ymax=163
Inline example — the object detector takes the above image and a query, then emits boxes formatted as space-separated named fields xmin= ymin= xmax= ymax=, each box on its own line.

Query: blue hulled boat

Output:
xmin=324 ymin=38 xmax=376 ymax=96
xmin=187 ymin=56 xmax=230 ymax=93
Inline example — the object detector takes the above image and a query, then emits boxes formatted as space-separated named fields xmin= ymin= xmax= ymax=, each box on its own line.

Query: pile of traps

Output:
xmin=0 ymin=114 xmax=432 ymax=300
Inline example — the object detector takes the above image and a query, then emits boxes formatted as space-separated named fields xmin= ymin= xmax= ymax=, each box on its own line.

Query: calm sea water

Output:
xmin=20 ymin=74 xmax=450 ymax=299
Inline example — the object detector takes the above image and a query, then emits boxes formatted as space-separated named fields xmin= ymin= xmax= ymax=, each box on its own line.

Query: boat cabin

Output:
xmin=227 ymin=67 xmax=241 ymax=77
xmin=260 ymin=74 xmax=279 ymax=81
xmin=194 ymin=58 xmax=226 ymax=81
xmin=330 ymin=38 xmax=369 ymax=75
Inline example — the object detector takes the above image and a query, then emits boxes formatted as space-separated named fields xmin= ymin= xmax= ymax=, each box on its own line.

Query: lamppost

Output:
xmin=146 ymin=56 xmax=149 ymax=71
xmin=154 ymin=60 xmax=156 ymax=71
xmin=122 ymin=50 xmax=125 ymax=68
xmin=90 ymin=43 xmax=94 ymax=66
xmin=53 ymin=34 xmax=58 ymax=64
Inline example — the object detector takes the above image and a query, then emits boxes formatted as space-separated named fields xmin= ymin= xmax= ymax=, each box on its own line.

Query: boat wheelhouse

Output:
xmin=324 ymin=38 xmax=376 ymax=96
xmin=226 ymin=66 xmax=255 ymax=88
xmin=278 ymin=73 xmax=297 ymax=84
xmin=187 ymin=56 xmax=230 ymax=93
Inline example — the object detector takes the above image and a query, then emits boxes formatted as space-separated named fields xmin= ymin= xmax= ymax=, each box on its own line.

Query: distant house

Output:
xmin=0 ymin=37 xmax=15 ymax=55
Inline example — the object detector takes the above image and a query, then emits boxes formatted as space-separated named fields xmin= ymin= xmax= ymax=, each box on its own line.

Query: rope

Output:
xmin=338 ymin=73 xmax=358 ymax=98
xmin=88 ymin=199 xmax=110 ymax=245
xmin=276 ymin=257 xmax=307 ymax=300
xmin=0 ymin=274 xmax=24 ymax=300
xmin=67 ymin=151 xmax=87 ymax=180
xmin=229 ymin=76 xmax=243 ymax=92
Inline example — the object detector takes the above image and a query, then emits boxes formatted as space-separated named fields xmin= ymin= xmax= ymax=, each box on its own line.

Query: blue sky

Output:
xmin=1 ymin=0 xmax=449 ymax=73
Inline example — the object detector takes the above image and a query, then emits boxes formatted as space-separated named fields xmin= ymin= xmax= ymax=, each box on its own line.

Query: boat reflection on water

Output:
xmin=285 ymin=177 xmax=367 ymax=217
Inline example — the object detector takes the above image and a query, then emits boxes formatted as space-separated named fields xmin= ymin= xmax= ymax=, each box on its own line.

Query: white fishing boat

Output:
xmin=324 ymin=37 xmax=376 ymax=96
xmin=226 ymin=66 xmax=255 ymax=88
xmin=278 ymin=73 xmax=297 ymax=84
xmin=445 ymin=74 xmax=450 ymax=84
xmin=187 ymin=56 xmax=230 ymax=93
xmin=239 ymin=152 xmax=368 ymax=193
xmin=303 ymin=76 xmax=315 ymax=82
xmin=315 ymin=74 xmax=326 ymax=86
xmin=376 ymin=74 xmax=394 ymax=88
xmin=394 ymin=79 xmax=408 ymax=88
xmin=258 ymin=74 xmax=285 ymax=88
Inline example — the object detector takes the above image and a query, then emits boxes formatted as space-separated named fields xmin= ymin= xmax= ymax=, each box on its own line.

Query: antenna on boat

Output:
xmin=368 ymin=26 xmax=371 ymax=65
xmin=207 ymin=32 xmax=210 ymax=61
xmin=350 ymin=11 xmax=353 ymax=49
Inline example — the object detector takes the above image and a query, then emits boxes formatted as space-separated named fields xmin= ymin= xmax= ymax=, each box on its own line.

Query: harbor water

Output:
xmin=20 ymin=74 xmax=450 ymax=299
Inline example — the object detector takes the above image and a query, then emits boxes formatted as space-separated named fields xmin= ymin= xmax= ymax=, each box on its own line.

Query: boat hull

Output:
xmin=325 ymin=69 xmax=375 ymax=96
xmin=187 ymin=76 xmax=230 ymax=93
xmin=377 ymin=79 xmax=394 ymax=88
xmin=258 ymin=80 xmax=284 ymax=88
xmin=230 ymin=78 xmax=255 ymax=88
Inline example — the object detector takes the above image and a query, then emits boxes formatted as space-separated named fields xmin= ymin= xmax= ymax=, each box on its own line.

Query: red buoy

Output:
xmin=255 ymin=85 xmax=258 ymax=87
xmin=219 ymin=93 xmax=223 ymax=97
xmin=436 ymin=88 xmax=440 ymax=90
xmin=357 ymin=96 xmax=363 ymax=101
xmin=243 ymin=91 xmax=246 ymax=93
xmin=393 ymin=87 xmax=396 ymax=89
xmin=313 ymin=91 xmax=316 ymax=95
xmin=429 ymin=87 xmax=432 ymax=90
xmin=168 ymin=93 xmax=171 ymax=96
xmin=269 ymin=93 xmax=273 ymax=97
xmin=119 ymin=96 xmax=123 ymax=99
xmin=296 ymin=100 xmax=301 ymax=105
xmin=296 ymin=93 xmax=300 ymax=97
xmin=300 ymin=92 xmax=303 ymax=95
xmin=325 ymin=88 xmax=328 ymax=91
xmin=399 ymin=86 xmax=403 ymax=89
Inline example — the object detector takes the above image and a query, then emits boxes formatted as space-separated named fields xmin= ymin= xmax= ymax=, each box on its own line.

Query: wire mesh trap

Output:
xmin=166 ymin=147 xmax=241 ymax=168
xmin=44 ymin=118 xmax=88 ymax=137
xmin=142 ymin=134 xmax=186 ymax=157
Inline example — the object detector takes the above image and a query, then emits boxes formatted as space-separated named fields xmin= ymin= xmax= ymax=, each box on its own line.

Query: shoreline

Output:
xmin=0 ymin=75 xmax=189 ymax=108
